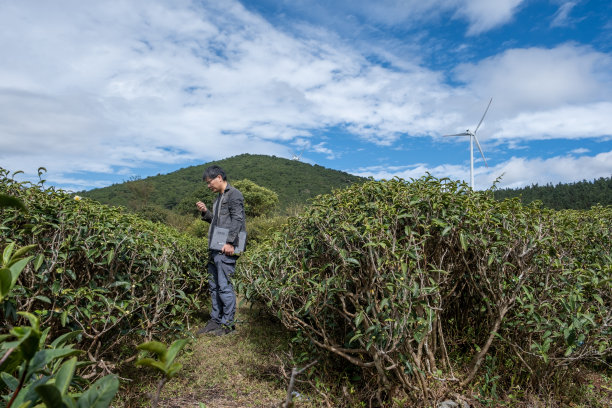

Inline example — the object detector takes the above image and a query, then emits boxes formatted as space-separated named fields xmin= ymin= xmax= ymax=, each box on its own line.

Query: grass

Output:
xmin=114 ymin=298 xmax=322 ymax=407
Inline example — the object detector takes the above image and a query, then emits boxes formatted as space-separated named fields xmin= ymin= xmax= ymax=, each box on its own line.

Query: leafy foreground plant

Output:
xmin=0 ymin=168 xmax=208 ymax=373
xmin=134 ymin=339 xmax=189 ymax=408
xmin=239 ymin=176 xmax=611 ymax=406
xmin=1 ymin=195 xmax=118 ymax=408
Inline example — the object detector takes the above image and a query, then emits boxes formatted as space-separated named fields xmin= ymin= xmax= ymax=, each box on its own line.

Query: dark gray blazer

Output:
xmin=201 ymin=183 xmax=247 ymax=251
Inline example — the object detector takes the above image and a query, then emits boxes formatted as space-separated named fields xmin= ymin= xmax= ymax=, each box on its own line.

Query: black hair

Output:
xmin=203 ymin=165 xmax=227 ymax=181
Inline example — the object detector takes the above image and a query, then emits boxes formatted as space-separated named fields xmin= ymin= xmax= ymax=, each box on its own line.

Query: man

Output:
xmin=196 ymin=165 xmax=247 ymax=336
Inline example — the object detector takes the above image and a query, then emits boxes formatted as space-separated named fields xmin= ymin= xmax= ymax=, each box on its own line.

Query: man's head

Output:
xmin=203 ymin=165 xmax=227 ymax=193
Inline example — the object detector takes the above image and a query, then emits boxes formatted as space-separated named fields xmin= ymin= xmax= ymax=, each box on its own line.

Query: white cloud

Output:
xmin=480 ymin=150 xmax=612 ymax=189
xmin=495 ymin=102 xmax=612 ymax=140
xmin=451 ymin=44 xmax=612 ymax=141
xmin=352 ymin=150 xmax=612 ymax=190
xmin=311 ymin=142 xmax=336 ymax=159
xmin=294 ymin=0 xmax=525 ymax=35
xmin=350 ymin=162 xmax=469 ymax=183
xmin=454 ymin=44 xmax=612 ymax=109
xmin=0 ymin=0 xmax=610 ymax=191
xmin=0 ymin=0 xmax=458 ymax=183
xmin=551 ymin=1 xmax=579 ymax=27
xmin=456 ymin=0 xmax=525 ymax=35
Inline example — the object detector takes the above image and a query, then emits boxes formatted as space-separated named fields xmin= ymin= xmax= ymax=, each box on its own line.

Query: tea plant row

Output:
xmin=239 ymin=176 xmax=611 ymax=405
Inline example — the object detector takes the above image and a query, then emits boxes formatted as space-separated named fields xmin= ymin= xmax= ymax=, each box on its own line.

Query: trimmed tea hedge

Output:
xmin=239 ymin=176 xmax=611 ymax=403
xmin=0 ymin=169 xmax=208 ymax=372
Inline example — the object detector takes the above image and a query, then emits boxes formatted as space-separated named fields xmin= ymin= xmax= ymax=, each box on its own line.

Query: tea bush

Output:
xmin=1 ymin=238 xmax=119 ymax=407
xmin=239 ymin=176 xmax=611 ymax=404
xmin=0 ymin=168 xmax=208 ymax=374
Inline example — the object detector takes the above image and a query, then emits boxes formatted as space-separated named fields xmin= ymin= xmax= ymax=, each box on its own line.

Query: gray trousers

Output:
xmin=208 ymin=251 xmax=237 ymax=326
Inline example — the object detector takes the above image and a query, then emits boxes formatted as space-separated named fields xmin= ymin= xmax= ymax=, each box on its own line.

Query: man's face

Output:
xmin=205 ymin=175 xmax=223 ymax=193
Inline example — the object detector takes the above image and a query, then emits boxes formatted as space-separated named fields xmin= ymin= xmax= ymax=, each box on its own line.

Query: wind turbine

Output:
xmin=291 ymin=147 xmax=305 ymax=161
xmin=444 ymin=98 xmax=492 ymax=189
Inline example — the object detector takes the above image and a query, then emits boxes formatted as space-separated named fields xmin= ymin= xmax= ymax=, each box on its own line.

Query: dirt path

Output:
xmin=122 ymin=301 xmax=313 ymax=408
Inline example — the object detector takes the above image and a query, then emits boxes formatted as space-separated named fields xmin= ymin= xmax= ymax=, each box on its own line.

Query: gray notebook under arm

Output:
xmin=209 ymin=227 xmax=246 ymax=254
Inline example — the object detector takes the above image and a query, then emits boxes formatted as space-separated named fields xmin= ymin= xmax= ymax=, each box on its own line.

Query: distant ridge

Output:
xmin=493 ymin=176 xmax=612 ymax=210
xmin=82 ymin=154 xmax=365 ymax=213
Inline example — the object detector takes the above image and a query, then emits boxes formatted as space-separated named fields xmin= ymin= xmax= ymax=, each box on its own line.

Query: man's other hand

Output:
xmin=222 ymin=243 xmax=235 ymax=256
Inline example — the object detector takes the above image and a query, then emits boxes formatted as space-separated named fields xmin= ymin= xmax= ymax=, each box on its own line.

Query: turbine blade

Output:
xmin=474 ymin=98 xmax=493 ymax=135
xmin=473 ymin=135 xmax=488 ymax=168
xmin=443 ymin=132 xmax=470 ymax=137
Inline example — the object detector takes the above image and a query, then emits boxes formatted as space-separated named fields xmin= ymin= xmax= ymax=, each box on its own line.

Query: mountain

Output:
xmin=81 ymin=154 xmax=365 ymax=213
xmin=493 ymin=176 xmax=612 ymax=210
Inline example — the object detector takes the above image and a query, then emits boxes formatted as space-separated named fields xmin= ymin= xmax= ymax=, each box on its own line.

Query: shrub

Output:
xmin=232 ymin=179 xmax=279 ymax=218
xmin=239 ymin=176 xmax=611 ymax=404
xmin=175 ymin=178 xmax=279 ymax=218
xmin=0 ymin=195 xmax=119 ymax=407
xmin=244 ymin=215 xmax=288 ymax=245
xmin=0 ymin=168 xmax=209 ymax=374
xmin=136 ymin=204 xmax=170 ymax=224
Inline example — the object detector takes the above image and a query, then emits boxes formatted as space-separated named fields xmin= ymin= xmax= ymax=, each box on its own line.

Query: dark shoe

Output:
xmin=212 ymin=325 xmax=235 ymax=336
xmin=197 ymin=320 xmax=220 ymax=335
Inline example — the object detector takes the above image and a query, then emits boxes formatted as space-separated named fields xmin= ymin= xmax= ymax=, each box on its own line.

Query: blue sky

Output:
xmin=0 ymin=0 xmax=611 ymax=191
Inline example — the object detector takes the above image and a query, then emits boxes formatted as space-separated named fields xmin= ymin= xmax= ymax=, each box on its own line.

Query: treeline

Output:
xmin=82 ymin=154 xmax=364 ymax=214
xmin=494 ymin=176 xmax=612 ymax=210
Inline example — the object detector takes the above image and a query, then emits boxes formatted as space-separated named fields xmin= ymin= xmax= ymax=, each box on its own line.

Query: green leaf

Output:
xmin=348 ymin=332 xmax=363 ymax=345
xmin=50 ymin=330 xmax=82 ymax=348
xmin=0 ymin=346 xmax=23 ymax=374
xmin=55 ymin=357 xmax=77 ymax=395
xmin=459 ymin=233 xmax=468 ymax=251
xmin=2 ymin=242 xmax=15 ymax=266
xmin=66 ymin=269 xmax=76 ymax=280
xmin=1 ymin=372 xmax=19 ymax=391
xmin=76 ymin=375 xmax=119 ymax=408
xmin=165 ymin=339 xmax=189 ymax=369
xmin=28 ymin=348 xmax=83 ymax=377
xmin=62 ymin=396 xmax=78 ymax=408
xmin=9 ymin=245 xmax=37 ymax=265
xmin=107 ymin=281 xmax=130 ymax=289
xmin=9 ymin=257 xmax=34 ymax=286
xmin=134 ymin=357 xmax=166 ymax=372
xmin=105 ymin=250 xmax=114 ymax=265
xmin=165 ymin=362 xmax=183 ymax=378
xmin=33 ymin=254 xmax=45 ymax=271
xmin=345 ymin=257 xmax=360 ymax=266
xmin=354 ymin=311 xmax=364 ymax=328
xmin=35 ymin=384 xmax=64 ymax=408
xmin=18 ymin=311 xmax=40 ymax=331
xmin=12 ymin=375 xmax=49 ymax=407
xmin=0 ymin=194 xmax=27 ymax=212
xmin=487 ymin=254 xmax=495 ymax=266
xmin=137 ymin=341 xmax=167 ymax=359
xmin=0 ymin=267 xmax=12 ymax=300
xmin=593 ymin=294 xmax=604 ymax=306
xmin=34 ymin=295 xmax=52 ymax=304
xmin=7 ymin=326 xmax=40 ymax=361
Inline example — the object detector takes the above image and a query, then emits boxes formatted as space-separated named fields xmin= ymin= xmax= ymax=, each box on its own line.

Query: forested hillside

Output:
xmin=494 ymin=176 xmax=611 ymax=209
xmin=82 ymin=154 xmax=364 ymax=213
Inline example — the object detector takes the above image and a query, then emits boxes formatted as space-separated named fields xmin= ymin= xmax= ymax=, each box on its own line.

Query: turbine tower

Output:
xmin=444 ymin=98 xmax=492 ymax=189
